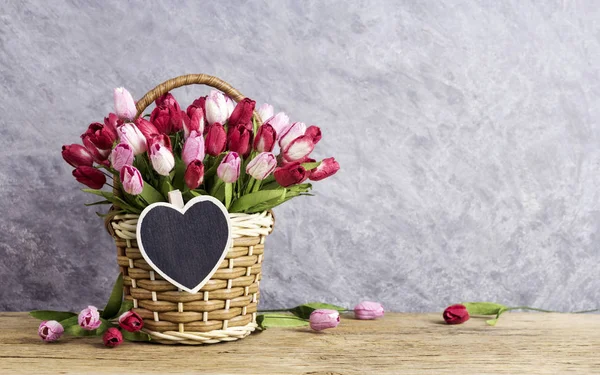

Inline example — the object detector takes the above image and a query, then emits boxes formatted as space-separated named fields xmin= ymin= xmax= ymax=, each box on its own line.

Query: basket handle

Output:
xmin=134 ymin=74 xmax=262 ymax=123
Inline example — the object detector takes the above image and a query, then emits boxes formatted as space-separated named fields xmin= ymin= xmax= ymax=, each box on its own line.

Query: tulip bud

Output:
xmin=205 ymin=90 xmax=230 ymax=125
xmin=279 ymin=122 xmax=306 ymax=151
xmin=184 ymin=160 xmax=205 ymax=189
xmin=205 ymin=123 xmax=227 ymax=156
xmin=305 ymin=125 xmax=322 ymax=145
xmin=155 ymin=92 xmax=180 ymax=110
xmin=182 ymin=131 xmax=205 ymax=166
xmin=62 ymin=144 xmax=94 ymax=168
xmin=81 ymin=122 xmax=118 ymax=150
xmin=72 ymin=166 xmax=106 ymax=189
xmin=78 ymin=305 xmax=102 ymax=330
xmin=227 ymin=124 xmax=252 ymax=158
xmin=187 ymin=96 xmax=206 ymax=119
xmin=253 ymin=124 xmax=276 ymax=153
xmin=150 ymin=105 xmax=183 ymax=134
xmin=102 ymin=327 xmax=123 ymax=348
xmin=82 ymin=135 xmax=110 ymax=164
xmin=246 ymin=152 xmax=277 ymax=180
xmin=149 ymin=143 xmax=175 ymax=176
xmin=257 ymin=103 xmax=274 ymax=123
xmin=265 ymin=112 xmax=290 ymax=139
xmin=110 ymin=143 xmax=134 ymax=171
xmin=309 ymin=309 xmax=340 ymax=331
xmin=38 ymin=320 xmax=64 ymax=342
xmin=282 ymin=135 xmax=315 ymax=162
xmin=228 ymin=98 xmax=256 ymax=130
xmin=104 ymin=113 xmax=121 ymax=135
xmin=134 ymin=118 xmax=160 ymax=140
xmin=118 ymin=310 xmax=144 ymax=332
xmin=118 ymin=123 xmax=147 ymax=155
xmin=183 ymin=106 xmax=205 ymax=139
xmin=225 ymin=96 xmax=235 ymax=118
xmin=353 ymin=301 xmax=385 ymax=320
xmin=309 ymin=157 xmax=340 ymax=181
xmin=147 ymin=133 xmax=172 ymax=152
xmin=217 ymin=152 xmax=241 ymax=183
xmin=114 ymin=87 xmax=137 ymax=120
xmin=443 ymin=304 xmax=470 ymax=325
xmin=120 ymin=165 xmax=144 ymax=195
xmin=273 ymin=162 xmax=308 ymax=187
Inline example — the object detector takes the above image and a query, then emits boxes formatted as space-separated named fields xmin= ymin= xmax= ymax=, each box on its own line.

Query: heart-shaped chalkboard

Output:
xmin=136 ymin=195 xmax=231 ymax=294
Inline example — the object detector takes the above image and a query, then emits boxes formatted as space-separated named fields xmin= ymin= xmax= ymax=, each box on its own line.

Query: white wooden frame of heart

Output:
xmin=135 ymin=190 xmax=232 ymax=294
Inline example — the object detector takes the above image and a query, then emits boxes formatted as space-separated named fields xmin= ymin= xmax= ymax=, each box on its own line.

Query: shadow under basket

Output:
xmin=107 ymin=211 xmax=274 ymax=345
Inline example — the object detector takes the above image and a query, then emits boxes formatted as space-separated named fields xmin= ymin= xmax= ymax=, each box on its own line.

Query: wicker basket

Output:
xmin=105 ymin=74 xmax=275 ymax=344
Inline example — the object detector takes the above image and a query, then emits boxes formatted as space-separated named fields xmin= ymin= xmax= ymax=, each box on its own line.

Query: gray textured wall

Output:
xmin=1 ymin=0 xmax=599 ymax=313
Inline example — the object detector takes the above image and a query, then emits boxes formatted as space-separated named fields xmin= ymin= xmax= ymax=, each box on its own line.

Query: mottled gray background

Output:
xmin=1 ymin=0 xmax=599 ymax=313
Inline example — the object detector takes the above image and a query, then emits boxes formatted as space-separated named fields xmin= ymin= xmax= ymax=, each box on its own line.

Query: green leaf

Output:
xmin=301 ymin=161 xmax=321 ymax=170
xmin=462 ymin=302 xmax=508 ymax=316
xmin=84 ymin=200 xmax=112 ymax=207
xmin=171 ymin=157 xmax=187 ymax=191
xmin=256 ymin=313 xmax=309 ymax=330
xmin=122 ymin=330 xmax=151 ymax=342
xmin=204 ymin=154 xmax=226 ymax=180
xmin=140 ymin=181 xmax=165 ymax=205
xmin=81 ymin=189 xmax=142 ymax=214
xmin=101 ymin=273 xmax=124 ymax=319
xmin=289 ymin=302 xmax=347 ymax=320
xmin=486 ymin=318 xmax=498 ymax=326
xmin=58 ymin=315 xmax=79 ymax=328
xmin=230 ymin=189 xmax=286 ymax=213
xmin=29 ymin=310 xmax=76 ymax=321
xmin=115 ymin=300 xmax=134 ymax=318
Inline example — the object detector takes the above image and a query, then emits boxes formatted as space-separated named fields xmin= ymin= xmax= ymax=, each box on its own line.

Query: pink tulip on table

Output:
xmin=78 ymin=305 xmax=102 ymax=330
xmin=62 ymin=144 xmax=94 ymax=167
xmin=354 ymin=301 xmax=385 ymax=320
xmin=118 ymin=123 xmax=147 ymax=155
xmin=257 ymin=103 xmax=274 ymax=122
xmin=103 ymin=327 xmax=123 ymax=348
xmin=246 ymin=152 xmax=277 ymax=180
xmin=114 ymin=87 xmax=137 ymax=120
xmin=217 ymin=152 xmax=241 ymax=183
xmin=309 ymin=157 xmax=340 ymax=181
xmin=120 ymin=165 xmax=144 ymax=195
xmin=182 ymin=131 xmax=205 ymax=166
xmin=184 ymin=160 xmax=205 ymax=189
xmin=205 ymin=123 xmax=227 ymax=156
xmin=72 ymin=166 xmax=106 ymax=189
xmin=110 ymin=143 xmax=134 ymax=171
xmin=38 ymin=320 xmax=64 ymax=342
xmin=309 ymin=309 xmax=340 ymax=331
xmin=149 ymin=142 xmax=175 ymax=176
xmin=253 ymin=123 xmax=276 ymax=153
xmin=205 ymin=90 xmax=230 ymax=125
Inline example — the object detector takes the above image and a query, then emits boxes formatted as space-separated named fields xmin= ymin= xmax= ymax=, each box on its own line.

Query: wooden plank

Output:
xmin=0 ymin=312 xmax=598 ymax=374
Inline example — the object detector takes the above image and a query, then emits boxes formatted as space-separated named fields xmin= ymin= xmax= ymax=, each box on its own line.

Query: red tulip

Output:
xmin=135 ymin=118 xmax=160 ymax=140
xmin=183 ymin=106 xmax=204 ymax=139
xmin=118 ymin=310 xmax=144 ymax=332
xmin=184 ymin=160 xmax=205 ymax=189
xmin=150 ymin=105 xmax=183 ymax=134
xmin=205 ymin=123 xmax=227 ymax=156
xmin=62 ymin=144 xmax=94 ymax=167
xmin=253 ymin=123 xmax=276 ymax=152
xmin=228 ymin=98 xmax=255 ymax=130
xmin=274 ymin=162 xmax=308 ymax=187
xmin=72 ymin=166 xmax=106 ymax=189
xmin=147 ymin=133 xmax=172 ymax=152
xmin=187 ymin=96 xmax=206 ymax=119
xmin=81 ymin=122 xmax=117 ymax=150
xmin=82 ymin=135 xmax=110 ymax=164
xmin=102 ymin=327 xmax=123 ymax=348
xmin=309 ymin=157 xmax=340 ymax=181
xmin=227 ymin=124 xmax=252 ymax=158
xmin=305 ymin=125 xmax=322 ymax=145
xmin=155 ymin=92 xmax=180 ymax=111
xmin=103 ymin=113 xmax=121 ymax=135
xmin=443 ymin=304 xmax=470 ymax=325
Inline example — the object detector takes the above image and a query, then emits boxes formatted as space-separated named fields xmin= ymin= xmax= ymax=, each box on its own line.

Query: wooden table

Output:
xmin=1 ymin=312 xmax=598 ymax=374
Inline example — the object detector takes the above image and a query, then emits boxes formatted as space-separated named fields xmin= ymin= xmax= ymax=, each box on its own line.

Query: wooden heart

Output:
xmin=136 ymin=196 xmax=231 ymax=294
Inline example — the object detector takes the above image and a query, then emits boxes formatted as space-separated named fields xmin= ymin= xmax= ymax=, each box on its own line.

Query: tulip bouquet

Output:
xmin=62 ymin=87 xmax=339 ymax=214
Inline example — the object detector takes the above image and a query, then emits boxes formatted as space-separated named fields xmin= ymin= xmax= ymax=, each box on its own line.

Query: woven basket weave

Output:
xmin=105 ymin=74 xmax=275 ymax=344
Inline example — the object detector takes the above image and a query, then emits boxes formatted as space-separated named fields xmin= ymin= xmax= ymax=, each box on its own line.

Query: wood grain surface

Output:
xmin=1 ymin=312 xmax=598 ymax=374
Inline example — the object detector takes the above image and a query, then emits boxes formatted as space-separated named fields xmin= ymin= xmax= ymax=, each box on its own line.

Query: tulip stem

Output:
xmin=224 ymin=183 xmax=232 ymax=209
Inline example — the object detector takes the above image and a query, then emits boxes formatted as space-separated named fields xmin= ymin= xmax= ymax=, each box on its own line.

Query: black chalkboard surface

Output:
xmin=136 ymin=196 xmax=231 ymax=294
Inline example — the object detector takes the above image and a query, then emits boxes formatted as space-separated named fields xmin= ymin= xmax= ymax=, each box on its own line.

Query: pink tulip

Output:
xmin=279 ymin=121 xmax=306 ymax=151
xmin=183 ymin=106 xmax=205 ymax=139
xmin=225 ymin=95 xmax=235 ymax=118
xmin=135 ymin=118 xmax=160 ymax=140
xmin=114 ymin=87 xmax=137 ymax=120
xmin=205 ymin=123 xmax=227 ymax=156
xmin=110 ymin=143 xmax=134 ymax=171
xmin=228 ymin=98 xmax=255 ymax=130
xmin=257 ymin=103 xmax=274 ymax=122
xmin=62 ymin=144 xmax=94 ymax=167
xmin=103 ymin=327 xmax=123 ymax=348
xmin=227 ymin=124 xmax=252 ymax=158
xmin=253 ymin=123 xmax=276 ymax=153
xmin=187 ymin=96 xmax=206 ymax=120
xmin=353 ymin=301 xmax=385 ymax=320
xmin=217 ymin=152 xmax=241 ymax=183
xmin=82 ymin=122 xmax=118 ymax=150
xmin=246 ymin=152 xmax=277 ymax=180
xmin=38 ymin=320 xmax=64 ymax=342
xmin=104 ymin=113 xmax=121 ymax=135
xmin=309 ymin=157 xmax=340 ymax=181
xmin=118 ymin=123 xmax=147 ymax=155
xmin=78 ymin=305 xmax=102 ymax=330
xmin=282 ymin=135 xmax=315 ymax=162
xmin=205 ymin=90 xmax=230 ymax=125
xmin=305 ymin=125 xmax=322 ymax=145
xmin=264 ymin=112 xmax=290 ymax=139
xmin=118 ymin=310 xmax=144 ymax=332
xmin=309 ymin=309 xmax=340 ymax=331
xmin=120 ymin=165 xmax=143 ymax=195
xmin=147 ymin=133 xmax=172 ymax=151
xmin=182 ymin=130 xmax=205 ymax=166
xmin=184 ymin=160 xmax=205 ymax=189
xmin=149 ymin=142 xmax=175 ymax=176
xmin=73 ymin=166 xmax=106 ymax=189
